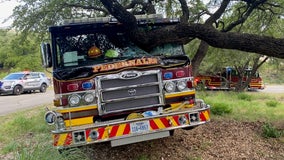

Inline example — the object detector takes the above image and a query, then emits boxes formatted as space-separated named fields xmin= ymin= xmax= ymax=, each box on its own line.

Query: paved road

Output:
xmin=258 ymin=85 xmax=284 ymax=93
xmin=0 ymin=89 xmax=54 ymax=116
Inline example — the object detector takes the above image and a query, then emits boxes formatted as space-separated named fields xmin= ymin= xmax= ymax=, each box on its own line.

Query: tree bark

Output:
xmin=165 ymin=24 xmax=284 ymax=59
xmin=100 ymin=0 xmax=284 ymax=59
xmin=191 ymin=41 xmax=209 ymax=76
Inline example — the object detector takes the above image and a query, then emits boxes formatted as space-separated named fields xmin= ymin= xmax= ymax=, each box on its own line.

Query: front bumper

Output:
xmin=0 ymin=87 xmax=13 ymax=95
xmin=50 ymin=101 xmax=210 ymax=148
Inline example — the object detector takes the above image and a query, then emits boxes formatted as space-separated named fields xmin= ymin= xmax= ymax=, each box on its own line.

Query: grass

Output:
xmin=0 ymin=108 xmax=90 ymax=160
xmin=0 ymin=91 xmax=283 ymax=159
xmin=197 ymin=91 xmax=284 ymax=122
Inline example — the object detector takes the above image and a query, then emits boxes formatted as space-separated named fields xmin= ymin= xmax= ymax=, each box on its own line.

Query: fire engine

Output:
xmin=194 ymin=66 xmax=265 ymax=90
xmin=40 ymin=14 xmax=210 ymax=149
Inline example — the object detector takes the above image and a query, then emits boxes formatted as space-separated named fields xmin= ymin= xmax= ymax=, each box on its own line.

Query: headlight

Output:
xmin=165 ymin=81 xmax=176 ymax=93
xmin=83 ymin=92 xmax=95 ymax=103
xmin=69 ymin=94 xmax=81 ymax=106
xmin=44 ymin=111 xmax=57 ymax=125
xmin=177 ymin=80 xmax=187 ymax=91
xmin=44 ymin=111 xmax=66 ymax=130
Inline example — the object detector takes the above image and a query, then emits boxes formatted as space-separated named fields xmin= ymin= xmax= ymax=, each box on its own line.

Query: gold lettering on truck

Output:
xmin=93 ymin=57 xmax=159 ymax=73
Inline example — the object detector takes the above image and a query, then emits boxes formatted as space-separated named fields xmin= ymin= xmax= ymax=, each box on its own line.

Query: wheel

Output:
xmin=13 ymin=85 xmax=23 ymax=95
xmin=40 ymin=84 xmax=47 ymax=93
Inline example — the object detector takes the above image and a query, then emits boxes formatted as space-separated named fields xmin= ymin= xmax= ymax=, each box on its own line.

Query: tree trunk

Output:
xmin=191 ymin=41 xmax=209 ymax=76
xmin=234 ymin=56 xmax=268 ymax=92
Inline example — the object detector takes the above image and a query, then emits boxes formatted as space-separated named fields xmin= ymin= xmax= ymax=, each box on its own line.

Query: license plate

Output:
xmin=130 ymin=121 xmax=150 ymax=134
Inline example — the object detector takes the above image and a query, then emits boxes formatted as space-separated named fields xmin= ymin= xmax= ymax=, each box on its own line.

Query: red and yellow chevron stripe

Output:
xmin=53 ymin=109 xmax=210 ymax=147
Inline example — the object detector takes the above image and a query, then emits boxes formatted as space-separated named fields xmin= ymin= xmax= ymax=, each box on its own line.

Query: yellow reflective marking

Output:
xmin=153 ymin=118 xmax=166 ymax=129
xmin=101 ymin=129 xmax=108 ymax=139
xmin=165 ymin=90 xmax=195 ymax=98
xmin=170 ymin=103 xmax=193 ymax=109
xmin=102 ymin=126 xmax=112 ymax=139
xmin=203 ymin=111 xmax=210 ymax=120
xmin=168 ymin=116 xmax=178 ymax=127
xmin=87 ymin=135 xmax=92 ymax=142
xmin=250 ymin=83 xmax=261 ymax=87
xmin=57 ymin=133 xmax=68 ymax=146
xmin=59 ymin=105 xmax=98 ymax=113
xmin=116 ymin=124 xmax=126 ymax=136
xmin=65 ymin=116 xmax=93 ymax=127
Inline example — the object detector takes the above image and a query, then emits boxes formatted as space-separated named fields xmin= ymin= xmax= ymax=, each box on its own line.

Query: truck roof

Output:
xmin=49 ymin=14 xmax=180 ymax=35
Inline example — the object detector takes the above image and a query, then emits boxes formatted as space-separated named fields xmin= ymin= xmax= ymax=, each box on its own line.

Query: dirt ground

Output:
xmin=1 ymin=119 xmax=283 ymax=160
xmin=85 ymin=119 xmax=284 ymax=160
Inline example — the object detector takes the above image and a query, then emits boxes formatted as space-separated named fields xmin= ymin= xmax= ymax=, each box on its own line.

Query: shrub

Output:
xmin=237 ymin=93 xmax=252 ymax=101
xmin=266 ymin=100 xmax=279 ymax=107
xmin=262 ymin=123 xmax=282 ymax=138
xmin=211 ymin=103 xmax=232 ymax=116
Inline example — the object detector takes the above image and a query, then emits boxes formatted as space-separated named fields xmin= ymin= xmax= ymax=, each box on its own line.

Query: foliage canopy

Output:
xmin=5 ymin=0 xmax=283 ymax=57
xmin=1 ymin=0 xmax=284 ymax=78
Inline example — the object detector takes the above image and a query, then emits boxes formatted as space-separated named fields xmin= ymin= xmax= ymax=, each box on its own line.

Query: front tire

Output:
xmin=13 ymin=85 xmax=23 ymax=95
xmin=40 ymin=84 xmax=47 ymax=93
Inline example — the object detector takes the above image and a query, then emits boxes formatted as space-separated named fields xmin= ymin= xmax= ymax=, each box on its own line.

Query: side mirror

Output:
xmin=40 ymin=43 xmax=52 ymax=68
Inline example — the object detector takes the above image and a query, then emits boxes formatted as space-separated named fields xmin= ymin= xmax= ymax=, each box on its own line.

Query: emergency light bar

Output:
xmin=64 ymin=14 xmax=179 ymax=25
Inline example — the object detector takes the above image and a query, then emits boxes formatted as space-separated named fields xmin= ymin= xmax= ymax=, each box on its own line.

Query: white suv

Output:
xmin=0 ymin=71 xmax=51 ymax=95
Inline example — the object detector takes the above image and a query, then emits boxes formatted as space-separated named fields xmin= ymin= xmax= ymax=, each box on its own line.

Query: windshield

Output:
xmin=4 ymin=73 xmax=25 ymax=80
xmin=54 ymin=32 xmax=184 ymax=69
xmin=245 ymin=70 xmax=260 ymax=78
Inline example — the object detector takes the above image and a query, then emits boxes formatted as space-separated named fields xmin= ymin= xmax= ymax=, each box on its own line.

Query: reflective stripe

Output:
xmin=65 ymin=116 xmax=93 ymax=127
xmin=59 ymin=105 xmax=98 ymax=113
xmin=53 ymin=109 xmax=210 ymax=147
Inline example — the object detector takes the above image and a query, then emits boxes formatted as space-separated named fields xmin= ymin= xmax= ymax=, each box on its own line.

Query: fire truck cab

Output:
xmin=41 ymin=14 xmax=210 ymax=149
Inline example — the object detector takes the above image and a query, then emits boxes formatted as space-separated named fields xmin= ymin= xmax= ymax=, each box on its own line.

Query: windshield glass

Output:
xmin=4 ymin=73 xmax=25 ymax=80
xmin=54 ymin=32 xmax=184 ymax=69
xmin=245 ymin=70 xmax=260 ymax=78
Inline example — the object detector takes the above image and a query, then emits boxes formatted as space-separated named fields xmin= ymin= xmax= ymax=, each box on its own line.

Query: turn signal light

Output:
xmin=176 ymin=70 xmax=185 ymax=78
xmin=67 ymin=83 xmax=79 ymax=91
xmin=187 ymin=81 xmax=193 ymax=89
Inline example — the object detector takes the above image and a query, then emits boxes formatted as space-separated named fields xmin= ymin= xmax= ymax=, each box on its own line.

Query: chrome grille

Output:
xmin=96 ymin=70 xmax=164 ymax=115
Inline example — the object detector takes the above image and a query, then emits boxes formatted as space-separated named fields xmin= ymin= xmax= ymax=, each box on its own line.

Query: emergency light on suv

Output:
xmin=0 ymin=71 xmax=51 ymax=95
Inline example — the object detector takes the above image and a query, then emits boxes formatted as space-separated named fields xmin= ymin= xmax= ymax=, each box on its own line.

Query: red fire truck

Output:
xmin=40 ymin=14 xmax=210 ymax=149
xmin=194 ymin=67 xmax=265 ymax=90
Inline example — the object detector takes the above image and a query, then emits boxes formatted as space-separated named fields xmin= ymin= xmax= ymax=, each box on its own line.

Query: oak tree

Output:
xmin=6 ymin=0 xmax=284 ymax=72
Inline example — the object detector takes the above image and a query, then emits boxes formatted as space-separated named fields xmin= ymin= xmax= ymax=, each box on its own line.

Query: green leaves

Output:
xmin=0 ymin=30 xmax=43 ymax=75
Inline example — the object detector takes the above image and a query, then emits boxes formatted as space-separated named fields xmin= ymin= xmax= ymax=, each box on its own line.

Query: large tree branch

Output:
xmin=222 ymin=0 xmax=268 ymax=32
xmin=192 ymin=0 xmax=230 ymax=75
xmin=100 ymin=0 xmax=284 ymax=59
xmin=133 ymin=23 xmax=284 ymax=58
xmin=124 ymin=0 xmax=156 ymax=14
xmin=178 ymin=0 xmax=190 ymax=23
xmin=206 ymin=0 xmax=230 ymax=25
xmin=100 ymin=0 xmax=137 ymax=31
xmin=177 ymin=24 xmax=284 ymax=58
